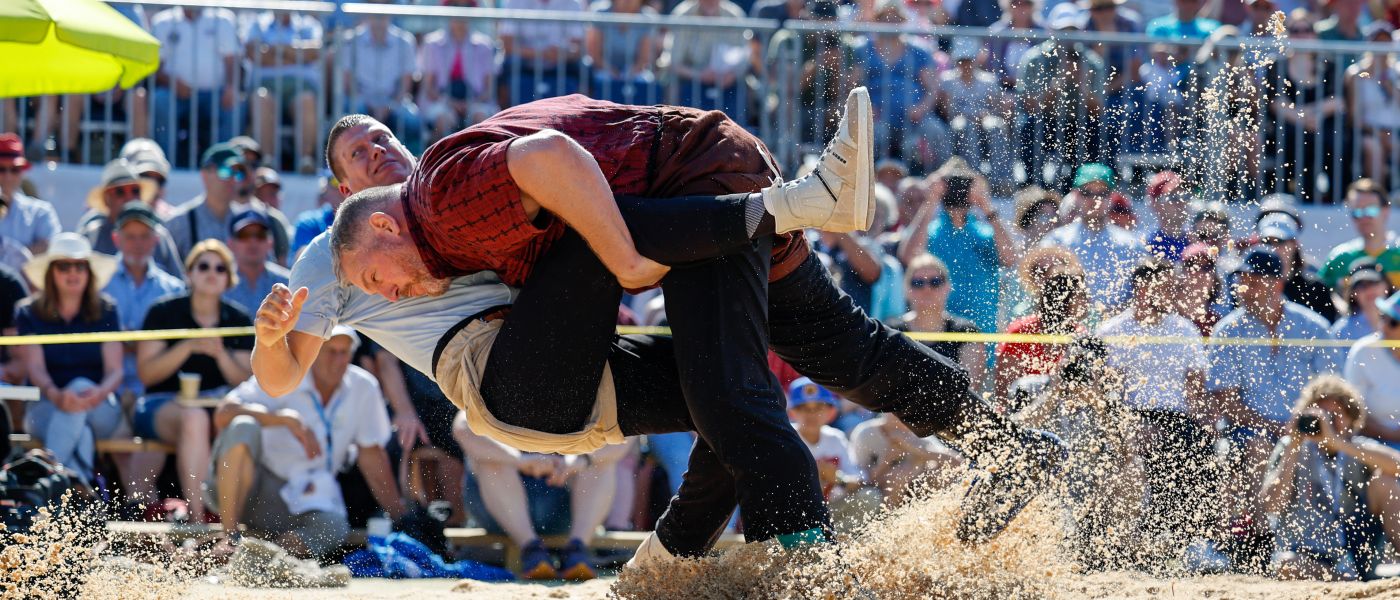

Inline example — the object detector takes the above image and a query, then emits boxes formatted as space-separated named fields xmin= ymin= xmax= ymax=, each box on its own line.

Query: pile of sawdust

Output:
xmin=616 ymin=484 xmax=1069 ymax=600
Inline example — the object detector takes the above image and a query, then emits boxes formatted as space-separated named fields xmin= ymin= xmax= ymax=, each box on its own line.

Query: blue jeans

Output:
xmin=24 ymin=378 xmax=123 ymax=485
xmin=461 ymin=470 xmax=571 ymax=536
xmin=151 ymin=87 xmax=238 ymax=168
xmin=647 ymin=432 xmax=695 ymax=496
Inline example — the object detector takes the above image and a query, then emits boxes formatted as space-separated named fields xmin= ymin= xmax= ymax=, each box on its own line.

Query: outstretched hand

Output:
xmin=255 ymin=284 xmax=309 ymax=348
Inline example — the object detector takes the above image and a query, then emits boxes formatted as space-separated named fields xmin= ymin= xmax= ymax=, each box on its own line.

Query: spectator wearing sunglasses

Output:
xmin=15 ymin=233 xmax=123 ymax=485
xmin=887 ymin=253 xmax=987 ymax=392
xmin=78 ymin=159 xmax=185 ymax=281
xmin=133 ymin=239 xmax=254 ymax=523
xmin=1343 ymin=290 xmax=1400 ymax=450
xmin=1321 ymin=179 xmax=1400 ymax=291
xmin=223 ymin=208 xmax=289 ymax=317
xmin=1038 ymin=163 xmax=1147 ymax=311
xmin=166 ymin=143 xmax=286 ymax=261
xmin=0 ymin=133 xmax=60 ymax=256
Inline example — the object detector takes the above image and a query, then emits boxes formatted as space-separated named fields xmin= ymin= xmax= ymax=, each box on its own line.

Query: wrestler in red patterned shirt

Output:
xmin=400 ymin=95 xmax=659 ymax=286
xmin=399 ymin=94 xmax=807 ymax=287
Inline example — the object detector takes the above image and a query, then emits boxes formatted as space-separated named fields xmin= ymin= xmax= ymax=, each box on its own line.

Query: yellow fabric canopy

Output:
xmin=0 ymin=0 xmax=160 ymax=98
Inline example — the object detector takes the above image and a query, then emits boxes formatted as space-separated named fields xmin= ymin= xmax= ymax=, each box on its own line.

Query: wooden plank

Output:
xmin=0 ymin=386 xmax=40 ymax=401
xmin=95 ymin=438 xmax=175 ymax=454
xmin=177 ymin=397 xmax=223 ymax=409
xmin=9 ymin=433 xmax=39 ymax=450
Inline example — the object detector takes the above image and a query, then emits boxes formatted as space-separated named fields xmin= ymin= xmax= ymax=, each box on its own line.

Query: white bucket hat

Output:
xmin=24 ymin=232 xmax=118 ymax=291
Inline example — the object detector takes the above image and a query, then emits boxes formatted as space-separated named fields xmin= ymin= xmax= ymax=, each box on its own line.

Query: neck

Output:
xmin=206 ymin=193 xmax=231 ymax=217
xmin=313 ymin=376 xmax=339 ymax=405
xmin=191 ymin=290 xmax=221 ymax=316
xmin=1363 ymin=231 xmax=1387 ymax=253
xmin=239 ymin=260 xmax=265 ymax=282
xmin=1362 ymin=306 xmax=1382 ymax=331
xmin=1249 ymin=299 xmax=1284 ymax=328
xmin=124 ymin=258 xmax=148 ymax=283
xmin=947 ymin=209 xmax=968 ymax=227
xmin=57 ymin=294 xmax=82 ymax=319
xmin=798 ymin=425 xmax=822 ymax=444
xmin=911 ymin=308 xmax=946 ymax=329
xmin=1133 ymin=300 xmax=1165 ymax=324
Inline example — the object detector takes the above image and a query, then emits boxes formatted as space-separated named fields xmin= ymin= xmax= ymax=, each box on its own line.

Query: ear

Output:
xmin=367 ymin=211 xmax=401 ymax=236
xmin=338 ymin=183 xmax=352 ymax=197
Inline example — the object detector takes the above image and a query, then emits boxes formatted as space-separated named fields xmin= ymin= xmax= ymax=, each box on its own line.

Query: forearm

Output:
xmin=374 ymin=352 xmax=416 ymax=417
xmin=252 ymin=334 xmax=312 ymax=397
xmin=987 ymin=214 xmax=1019 ymax=267
xmin=213 ymin=400 xmax=288 ymax=431
xmin=897 ymin=205 xmax=935 ymax=265
xmin=1261 ymin=444 xmax=1300 ymax=515
xmin=357 ymin=446 xmax=406 ymax=519
xmin=138 ymin=343 xmax=189 ymax=387
xmin=1334 ymin=440 xmax=1400 ymax=480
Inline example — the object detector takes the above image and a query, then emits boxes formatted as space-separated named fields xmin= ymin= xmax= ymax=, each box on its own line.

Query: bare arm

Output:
xmin=507 ymin=130 xmax=668 ymax=289
xmin=136 ymin=339 xmax=193 ymax=387
xmin=897 ymin=180 xmax=943 ymax=266
xmin=96 ymin=341 xmax=123 ymax=399
xmin=357 ymin=445 xmax=407 ymax=520
xmin=251 ymin=285 xmax=323 ymax=397
xmin=374 ymin=350 xmax=430 ymax=448
xmin=831 ymin=234 xmax=882 ymax=284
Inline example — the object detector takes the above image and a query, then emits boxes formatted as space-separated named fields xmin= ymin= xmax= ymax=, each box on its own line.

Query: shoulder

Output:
xmin=149 ymin=293 xmax=191 ymax=313
xmin=1097 ymin=310 xmax=1133 ymax=334
xmin=13 ymin=297 xmax=36 ymax=319
xmin=720 ymin=1 xmax=745 ymax=17
xmin=1326 ymin=238 xmax=1364 ymax=261
xmin=344 ymin=365 xmax=384 ymax=397
xmin=1213 ymin=308 xmax=1247 ymax=333
xmin=1284 ymin=302 xmax=1333 ymax=333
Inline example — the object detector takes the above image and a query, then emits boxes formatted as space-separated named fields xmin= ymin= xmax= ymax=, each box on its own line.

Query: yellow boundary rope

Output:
xmin=2 ymin=326 xmax=1398 ymax=349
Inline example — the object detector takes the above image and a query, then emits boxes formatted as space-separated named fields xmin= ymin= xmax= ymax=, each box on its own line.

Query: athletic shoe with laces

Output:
xmin=519 ymin=539 xmax=558 ymax=580
xmin=762 ymin=87 xmax=875 ymax=233
xmin=558 ymin=537 xmax=598 ymax=581
xmin=955 ymin=429 xmax=1068 ymax=544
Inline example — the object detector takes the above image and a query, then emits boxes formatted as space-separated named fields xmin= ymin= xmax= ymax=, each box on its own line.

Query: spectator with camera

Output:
xmin=1261 ymin=375 xmax=1400 ymax=581
xmin=899 ymin=157 xmax=1018 ymax=335
xmin=995 ymin=247 xmax=1090 ymax=400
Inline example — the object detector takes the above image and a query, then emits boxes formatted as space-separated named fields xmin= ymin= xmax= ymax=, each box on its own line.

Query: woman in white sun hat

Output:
xmin=15 ymin=232 xmax=124 ymax=485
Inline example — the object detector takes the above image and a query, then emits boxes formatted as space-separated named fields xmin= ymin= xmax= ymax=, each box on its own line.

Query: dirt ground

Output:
xmin=183 ymin=573 xmax=1400 ymax=599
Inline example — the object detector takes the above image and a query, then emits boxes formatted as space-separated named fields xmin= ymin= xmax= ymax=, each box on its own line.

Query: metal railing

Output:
xmin=3 ymin=2 xmax=1398 ymax=203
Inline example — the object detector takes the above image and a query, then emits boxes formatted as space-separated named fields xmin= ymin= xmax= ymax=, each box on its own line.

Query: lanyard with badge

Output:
xmin=308 ymin=390 xmax=339 ymax=473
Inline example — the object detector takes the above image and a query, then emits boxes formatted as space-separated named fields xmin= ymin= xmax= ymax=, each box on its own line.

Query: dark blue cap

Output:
xmin=1235 ymin=246 xmax=1284 ymax=278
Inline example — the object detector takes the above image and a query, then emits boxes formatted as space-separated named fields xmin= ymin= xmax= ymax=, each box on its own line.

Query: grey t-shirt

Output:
xmin=290 ymin=232 xmax=515 ymax=379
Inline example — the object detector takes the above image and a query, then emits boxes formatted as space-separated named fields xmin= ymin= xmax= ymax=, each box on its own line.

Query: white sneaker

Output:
xmin=762 ymin=87 xmax=875 ymax=233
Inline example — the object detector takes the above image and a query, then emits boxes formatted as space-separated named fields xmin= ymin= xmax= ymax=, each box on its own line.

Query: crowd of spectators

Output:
xmin=4 ymin=0 xmax=1400 ymax=202
xmin=0 ymin=0 xmax=1399 ymax=585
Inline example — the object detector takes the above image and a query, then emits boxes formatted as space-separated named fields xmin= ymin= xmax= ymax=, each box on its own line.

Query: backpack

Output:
xmin=0 ymin=449 xmax=79 ymax=533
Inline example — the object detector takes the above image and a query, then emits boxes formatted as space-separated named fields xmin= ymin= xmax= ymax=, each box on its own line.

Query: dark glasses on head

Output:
xmin=52 ymin=260 xmax=89 ymax=273
xmin=1352 ymin=205 xmax=1383 ymax=219
xmin=909 ymin=276 xmax=947 ymax=289
xmin=194 ymin=262 xmax=228 ymax=274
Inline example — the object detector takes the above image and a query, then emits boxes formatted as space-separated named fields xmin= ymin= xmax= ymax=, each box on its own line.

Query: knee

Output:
xmin=218 ymin=416 xmax=262 ymax=456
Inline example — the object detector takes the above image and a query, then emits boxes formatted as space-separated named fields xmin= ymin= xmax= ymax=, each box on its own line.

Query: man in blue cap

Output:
xmin=1209 ymin=245 xmax=1341 ymax=560
xmin=226 ymin=206 xmax=290 ymax=315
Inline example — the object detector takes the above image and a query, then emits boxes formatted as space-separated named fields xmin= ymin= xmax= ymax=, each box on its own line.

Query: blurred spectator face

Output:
xmin=49 ymin=259 xmax=90 ymax=299
xmin=1150 ymin=189 xmax=1191 ymax=234
xmin=789 ymin=402 xmax=837 ymax=429
xmin=1006 ymin=0 xmax=1035 ymax=24
xmin=255 ymin=182 xmax=281 ymax=207
xmin=1109 ymin=195 xmax=1136 ymax=230
xmin=1261 ymin=237 xmax=1300 ymax=278
xmin=332 ymin=121 xmax=414 ymax=195
xmin=1331 ymin=0 xmax=1364 ymax=22
xmin=188 ymin=251 xmax=233 ymax=296
xmin=1134 ymin=266 xmax=1174 ymax=310
xmin=1040 ymin=272 xmax=1088 ymax=325
xmin=311 ymin=334 xmax=356 ymax=387
xmin=1234 ymin=272 xmax=1284 ymax=311
xmin=201 ymin=163 xmax=248 ymax=203
xmin=1352 ymin=277 xmax=1388 ymax=316
xmin=1075 ymin=182 xmax=1112 ymax=222
xmin=1305 ymin=395 xmax=1361 ymax=440
xmin=612 ymin=0 xmax=642 ymax=13
xmin=1179 ymin=261 xmax=1219 ymax=313
xmin=102 ymin=181 xmax=146 ymax=217
xmin=905 ymin=263 xmax=950 ymax=313
xmin=1192 ymin=214 xmax=1230 ymax=247
xmin=114 ymin=220 xmax=159 ymax=266
xmin=0 ymin=157 xmax=24 ymax=198
xmin=1347 ymin=189 xmax=1389 ymax=241
xmin=230 ymin=224 xmax=273 ymax=271
xmin=1288 ymin=16 xmax=1316 ymax=39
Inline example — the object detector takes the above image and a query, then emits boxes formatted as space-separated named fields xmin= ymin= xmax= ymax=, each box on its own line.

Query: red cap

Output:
xmin=1110 ymin=192 xmax=1134 ymax=214
xmin=0 ymin=134 xmax=27 ymax=169
xmin=1181 ymin=242 xmax=1218 ymax=268
xmin=1147 ymin=170 xmax=1182 ymax=200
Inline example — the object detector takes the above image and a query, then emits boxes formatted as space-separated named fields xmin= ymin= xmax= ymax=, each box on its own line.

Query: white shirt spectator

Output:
xmin=849 ymin=417 xmax=952 ymax=480
xmin=149 ymin=7 xmax=242 ymax=90
xmin=0 ymin=191 xmax=60 ymax=252
xmin=224 ymin=366 xmax=392 ymax=512
xmin=242 ymin=11 xmax=325 ymax=86
xmin=1344 ymin=333 xmax=1400 ymax=434
xmin=794 ymin=424 xmax=860 ymax=480
xmin=1039 ymin=221 xmax=1146 ymax=309
xmin=664 ymin=0 xmax=749 ymax=75
xmin=340 ymin=23 xmax=418 ymax=107
xmin=0 ymin=238 xmax=30 ymax=274
xmin=1096 ymin=308 xmax=1209 ymax=413
xmin=498 ymin=0 xmax=586 ymax=53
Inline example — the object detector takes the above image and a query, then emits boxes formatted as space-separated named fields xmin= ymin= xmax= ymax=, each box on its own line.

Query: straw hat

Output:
xmin=86 ymin=159 xmax=156 ymax=213
xmin=24 ymin=232 xmax=118 ymax=290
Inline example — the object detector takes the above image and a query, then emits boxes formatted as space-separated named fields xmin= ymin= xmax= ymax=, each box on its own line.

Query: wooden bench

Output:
xmin=8 ymin=433 xmax=175 ymax=454
xmin=105 ymin=521 xmax=367 ymax=546
xmin=445 ymin=527 xmax=746 ymax=572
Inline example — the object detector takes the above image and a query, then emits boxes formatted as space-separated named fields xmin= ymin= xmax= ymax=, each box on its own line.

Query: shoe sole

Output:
xmin=845 ymin=87 xmax=874 ymax=232
xmin=560 ymin=562 xmax=597 ymax=581
xmin=521 ymin=561 xmax=558 ymax=580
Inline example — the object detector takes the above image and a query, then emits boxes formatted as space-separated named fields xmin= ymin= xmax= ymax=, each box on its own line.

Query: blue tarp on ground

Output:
xmin=344 ymin=532 xmax=515 ymax=581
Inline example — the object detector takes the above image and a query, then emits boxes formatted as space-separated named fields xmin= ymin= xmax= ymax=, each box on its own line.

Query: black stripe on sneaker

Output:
xmin=815 ymin=170 xmax=838 ymax=202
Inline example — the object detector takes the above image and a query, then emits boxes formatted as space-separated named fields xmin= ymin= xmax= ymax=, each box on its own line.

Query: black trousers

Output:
xmin=481 ymin=195 xmax=829 ymax=556
xmin=480 ymin=194 xmax=994 ymax=556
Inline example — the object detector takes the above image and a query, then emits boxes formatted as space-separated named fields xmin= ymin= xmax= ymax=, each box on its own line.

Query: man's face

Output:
xmin=311 ymin=335 xmax=355 ymax=386
xmin=0 ymin=158 xmax=24 ymax=197
xmin=341 ymin=228 xmax=448 ymax=302
xmin=1137 ymin=270 xmax=1175 ymax=309
xmin=1348 ymin=191 xmax=1389 ymax=240
xmin=1234 ymin=272 xmax=1283 ymax=310
xmin=229 ymin=224 xmax=272 ymax=269
xmin=1176 ymin=0 xmax=1203 ymax=17
xmin=1152 ymin=192 xmax=1190 ymax=232
xmin=255 ymin=183 xmax=281 ymax=207
xmin=333 ymin=122 xmax=414 ymax=195
xmin=1332 ymin=0 xmax=1363 ymax=21
xmin=202 ymin=163 xmax=247 ymax=202
xmin=114 ymin=220 xmax=158 ymax=263
xmin=1077 ymin=183 xmax=1111 ymax=221
xmin=103 ymin=182 xmax=145 ymax=216
xmin=1261 ymin=238 xmax=1299 ymax=278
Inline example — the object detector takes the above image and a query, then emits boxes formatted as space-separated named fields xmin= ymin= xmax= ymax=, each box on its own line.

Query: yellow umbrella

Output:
xmin=0 ymin=0 xmax=160 ymax=98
